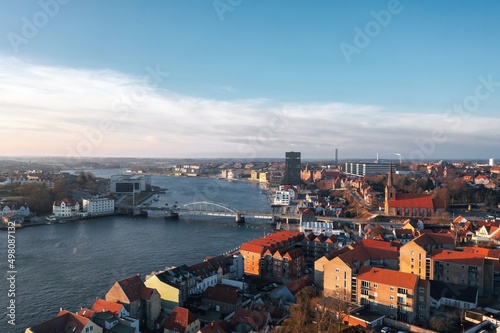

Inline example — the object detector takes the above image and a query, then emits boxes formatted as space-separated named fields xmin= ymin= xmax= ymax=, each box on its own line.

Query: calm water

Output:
xmin=0 ymin=173 xmax=276 ymax=333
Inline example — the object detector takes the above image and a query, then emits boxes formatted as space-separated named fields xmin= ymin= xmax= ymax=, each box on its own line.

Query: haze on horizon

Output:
xmin=1 ymin=1 xmax=499 ymax=161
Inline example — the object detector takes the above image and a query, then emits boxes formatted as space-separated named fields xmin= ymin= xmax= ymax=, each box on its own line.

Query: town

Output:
xmin=2 ymin=152 xmax=500 ymax=333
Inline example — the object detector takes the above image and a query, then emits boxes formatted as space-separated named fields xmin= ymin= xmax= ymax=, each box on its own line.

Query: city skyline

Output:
xmin=1 ymin=1 xmax=499 ymax=160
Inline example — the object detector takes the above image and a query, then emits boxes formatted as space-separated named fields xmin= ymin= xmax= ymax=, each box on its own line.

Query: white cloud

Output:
xmin=1 ymin=56 xmax=499 ymax=159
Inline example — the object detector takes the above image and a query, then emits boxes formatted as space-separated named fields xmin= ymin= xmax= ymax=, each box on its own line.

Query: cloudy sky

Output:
xmin=0 ymin=1 xmax=499 ymax=160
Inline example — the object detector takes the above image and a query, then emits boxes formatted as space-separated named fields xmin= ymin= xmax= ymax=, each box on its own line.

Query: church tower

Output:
xmin=384 ymin=163 xmax=396 ymax=214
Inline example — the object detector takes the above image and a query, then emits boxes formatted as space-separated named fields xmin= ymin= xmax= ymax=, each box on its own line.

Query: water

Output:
xmin=0 ymin=174 xmax=275 ymax=333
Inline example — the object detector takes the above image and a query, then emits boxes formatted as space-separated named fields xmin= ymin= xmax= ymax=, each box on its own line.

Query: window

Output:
xmin=362 ymin=281 xmax=370 ymax=288
xmin=373 ymin=283 xmax=378 ymax=289
xmin=419 ymin=287 xmax=424 ymax=293
xmin=419 ymin=305 xmax=424 ymax=310
xmin=335 ymin=268 xmax=340 ymax=273
xmin=390 ymin=286 xmax=395 ymax=292
xmin=419 ymin=296 xmax=424 ymax=301
xmin=390 ymin=295 xmax=394 ymax=300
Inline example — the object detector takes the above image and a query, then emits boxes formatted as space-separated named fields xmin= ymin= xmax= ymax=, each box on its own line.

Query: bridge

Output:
xmin=144 ymin=201 xmax=278 ymax=222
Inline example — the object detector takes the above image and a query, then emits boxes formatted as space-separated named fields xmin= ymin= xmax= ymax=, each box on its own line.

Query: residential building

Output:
xmin=145 ymin=265 xmax=196 ymax=309
xmin=240 ymin=231 xmax=305 ymax=282
xmin=82 ymin=198 xmax=115 ymax=216
xmin=430 ymin=249 xmax=494 ymax=297
xmin=198 ymin=320 xmax=232 ymax=333
xmin=230 ymin=308 xmax=270 ymax=333
xmin=316 ymin=242 xmax=399 ymax=301
xmin=273 ymin=190 xmax=291 ymax=206
xmin=429 ymin=280 xmax=478 ymax=310
xmin=357 ymin=266 xmax=424 ymax=323
xmin=399 ymin=232 xmax=455 ymax=280
xmin=25 ymin=310 xmax=102 ymax=333
xmin=302 ymin=232 xmax=338 ymax=263
xmin=52 ymin=199 xmax=80 ymax=218
xmin=282 ymin=151 xmax=301 ymax=186
xmin=201 ymin=285 xmax=242 ymax=314
xmin=164 ymin=306 xmax=200 ymax=333
xmin=105 ymin=274 xmax=161 ymax=331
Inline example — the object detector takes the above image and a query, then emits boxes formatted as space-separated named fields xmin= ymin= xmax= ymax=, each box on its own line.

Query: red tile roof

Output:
xmin=462 ymin=247 xmax=500 ymax=259
xmin=91 ymin=299 xmax=124 ymax=316
xmin=164 ymin=306 xmax=198 ymax=331
xmin=230 ymin=308 xmax=269 ymax=331
xmin=77 ymin=308 xmax=95 ymax=319
xmin=114 ymin=274 xmax=155 ymax=303
xmin=202 ymin=285 xmax=241 ymax=305
xmin=286 ymin=276 xmax=312 ymax=295
xmin=357 ymin=266 xmax=418 ymax=290
xmin=30 ymin=310 xmax=90 ymax=333
xmin=199 ymin=320 xmax=232 ymax=333
xmin=431 ymin=249 xmax=485 ymax=266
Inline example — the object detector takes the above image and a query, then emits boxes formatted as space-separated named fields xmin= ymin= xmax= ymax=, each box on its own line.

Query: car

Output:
xmin=380 ymin=327 xmax=391 ymax=333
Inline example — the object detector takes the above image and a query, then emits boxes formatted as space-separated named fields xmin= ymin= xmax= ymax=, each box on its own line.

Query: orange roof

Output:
xmin=165 ymin=306 xmax=198 ymax=331
xmin=77 ymin=308 xmax=95 ymax=318
xmin=92 ymin=299 xmax=124 ymax=316
xmin=286 ymin=276 xmax=312 ymax=295
xmin=412 ymin=232 xmax=454 ymax=247
xmin=31 ymin=310 xmax=89 ymax=333
xmin=431 ymin=249 xmax=484 ymax=266
xmin=389 ymin=193 xmax=435 ymax=209
xmin=357 ymin=266 xmax=418 ymax=290
xmin=462 ymin=247 xmax=500 ymax=259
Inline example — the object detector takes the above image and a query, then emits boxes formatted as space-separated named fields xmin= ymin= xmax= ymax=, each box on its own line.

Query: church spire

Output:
xmin=387 ymin=162 xmax=393 ymax=188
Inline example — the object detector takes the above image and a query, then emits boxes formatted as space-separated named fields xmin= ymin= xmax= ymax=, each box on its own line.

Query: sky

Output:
xmin=0 ymin=0 xmax=499 ymax=161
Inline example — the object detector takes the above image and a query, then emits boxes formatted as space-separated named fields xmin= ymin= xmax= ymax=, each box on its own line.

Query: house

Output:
xmin=201 ymin=285 xmax=242 ymax=314
xmin=25 ymin=310 xmax=102 ymax=333
xmin=145 ymin=265 xmax=196 ymax=310
xmin=53 ymin=199 xmax=80 ymax=218
xmin=429 ymin=280 xmax=478 ymax=310
xmin=188 ymin=260 xmax=218 ymax=295
xmin=2 ymin=212 xmax=25 ymax=225
xmin=164 ymin=306 xmax=200 ymax=333
xmin=230 ymin=308 xmax=270 ymax=333
xmin=105 ymin=274 xmax=161 ymax=331
xmin=92 ymin=299 xmax=129 ymax=318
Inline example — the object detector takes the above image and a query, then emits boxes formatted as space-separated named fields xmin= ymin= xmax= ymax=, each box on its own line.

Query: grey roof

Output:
xmin=430 ymin=280 xmax=478 ymax=304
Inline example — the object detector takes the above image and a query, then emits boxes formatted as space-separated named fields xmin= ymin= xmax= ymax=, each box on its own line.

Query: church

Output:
xmin=384 ymin=164 xmax=446 ymax=217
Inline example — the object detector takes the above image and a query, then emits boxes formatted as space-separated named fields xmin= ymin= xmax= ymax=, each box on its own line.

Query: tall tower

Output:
xmin=384 ymin=163 xmax=396 ymax=214
xmin=283 ymin=151 xmax=301 ymax=187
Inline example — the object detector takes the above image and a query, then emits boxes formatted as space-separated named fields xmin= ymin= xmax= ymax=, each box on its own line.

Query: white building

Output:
xmin=53 ymin=199 xmax=80 ymax=218
xmin=489 ymin=158 xmax=495 ymax=167
xmin=274 ymin=190 xmax=291 ymax=205
xmin=82 ymin=198 xmax=114 ymax=216
xmin=110 ymin=174 xmax=151 ymax=194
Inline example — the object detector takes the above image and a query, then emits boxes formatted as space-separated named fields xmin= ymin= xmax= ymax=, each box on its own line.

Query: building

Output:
xmin=356 ymin=266 xmax=427 ymax=323
xmin=344 ymin=162 xmax=395 ymax=177
xmin=52 ymin=199 xmax=80 ymax=218
xmin=430 ymin=249 xmax=494 ymax=297
xmin=316 ymin=242 xmax=399 ymax=302
xmin=110 ymin=174 xmax=151 ymax=194
xmin=105 ymin=274 xmax=161 ymax=331
xmin=384 ymin=163 xmax=446 ymax=217
xmin=429 ymin=280 xmax=478 ymax=310
xmin=25 ymin=310 xmax=102 ymax=333
xmin=273 ymin=190 xmax=291 ymax=206
xmin=82 ymin=198 xmax=115 ymax=216
xmin=282 ymin=151 xmax=301 ymax=186
xmin=201 ymin=285 xmax=242 ymax=314
xmin=145 ymin=265 xmax=196 ymax=310
xmin=399 ymin=232 xmax=455 ymax=280
xmin=240 ymin=231 xmax=305 ymax=281
xmin=164 ymin=306 xmax=200 ymax=333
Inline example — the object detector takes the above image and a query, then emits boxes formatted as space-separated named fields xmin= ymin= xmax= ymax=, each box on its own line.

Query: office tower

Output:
xmin=283 ymin=151 xmax=301 ymax=186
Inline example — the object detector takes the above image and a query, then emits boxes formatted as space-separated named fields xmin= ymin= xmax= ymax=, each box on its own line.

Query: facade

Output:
xmin=240 ymin=231 xmax=305 ymax=281
xmin=52 ymin=199 xmax=80 ymax=218
xmin=145 ymin=265 xmax=196 ymax=310
xmin=273 ymin=190 xmax=291 ymax=206
xmin=82 ymin=198 xmax=115 ymax=216
xmin=430 ymin=249 xmax=494 ymax=297
xmin=110 ymin=174 xmax=151 ymax=194
xmin=356 ymin=266 xmax=424 ymax=323
xmin=316 ymin=242 xmax=399 ymax=301
xmin=282 ymin=151 xmax=301 ymax=186
xmin=105 ymin=274 xmax=161 ymax=331
xmin=344 ymin=162 xmax=395 ymax=177
xmin=399 ymin=232 xmax=455 ymax=280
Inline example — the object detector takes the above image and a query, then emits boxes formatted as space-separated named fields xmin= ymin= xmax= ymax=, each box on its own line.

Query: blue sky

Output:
xmin=0 ymin=1 xmax=499 ymax=160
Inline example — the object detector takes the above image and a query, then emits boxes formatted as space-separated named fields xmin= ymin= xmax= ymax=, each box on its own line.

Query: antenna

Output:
xmin=394 ymin=153 xmax=402 ymax=163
